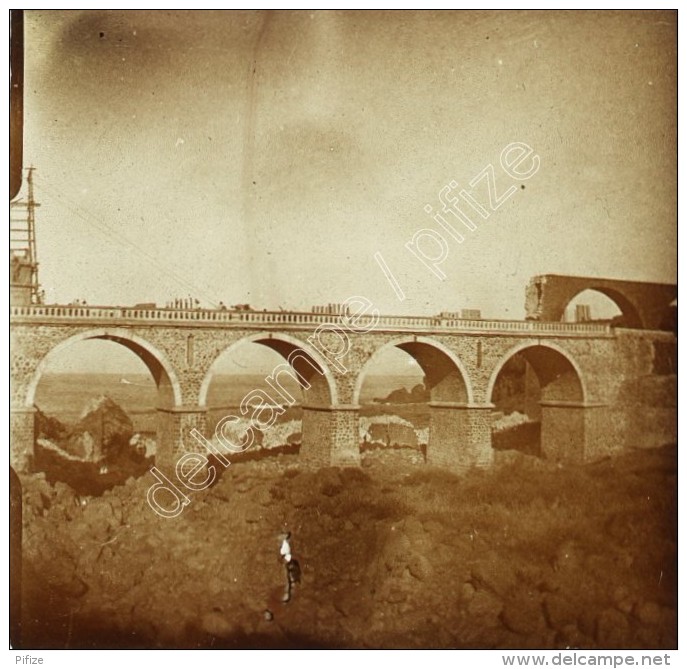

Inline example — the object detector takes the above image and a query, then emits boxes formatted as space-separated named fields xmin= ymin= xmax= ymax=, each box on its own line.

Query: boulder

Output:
xmin=68 ymin=395 xmax=134 ymax=461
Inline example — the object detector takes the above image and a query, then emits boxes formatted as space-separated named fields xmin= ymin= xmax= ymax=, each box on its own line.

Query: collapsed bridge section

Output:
xmin=525 ymin=274 xmax=676 ymax=331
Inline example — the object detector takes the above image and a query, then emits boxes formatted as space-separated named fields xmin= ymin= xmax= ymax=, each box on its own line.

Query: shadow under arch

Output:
xmin=487 ymin=341 xmax=587 ymax=405
xmin=26 ymin=328 xmax=183 ymax=408
xmin=353 ymin=335 xmax=474 ymax=406
xmin=487 ymin=341 xmax=587 ymax=461
xmin=561 ymin=286 xmax=643 ymax=329
xmin=198 ymin=332 xmax=338 ymax=408
xmin=354 ymin=336 xmax=479 ymax=468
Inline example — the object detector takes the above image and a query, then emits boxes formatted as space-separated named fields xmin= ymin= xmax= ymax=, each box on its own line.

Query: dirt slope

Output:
xmin=19 ymin=444 xmax=676 ymax=649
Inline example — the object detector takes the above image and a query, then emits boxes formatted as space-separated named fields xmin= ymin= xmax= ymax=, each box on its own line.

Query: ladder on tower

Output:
xmin=10 ymin=167 xmax=42 ymax=305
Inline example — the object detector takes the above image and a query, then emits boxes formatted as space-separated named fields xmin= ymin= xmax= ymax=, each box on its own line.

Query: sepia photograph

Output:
xmin=9 ymin=7 xmax=677 ymax=654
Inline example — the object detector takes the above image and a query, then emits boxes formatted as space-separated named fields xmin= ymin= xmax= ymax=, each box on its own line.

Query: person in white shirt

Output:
xmin=279 ymin=532 xmax=301 ymax=603
xmin=280 ymin=534 xmax=291 ymax=563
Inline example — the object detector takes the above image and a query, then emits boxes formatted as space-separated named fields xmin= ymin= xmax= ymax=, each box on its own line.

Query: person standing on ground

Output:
xmin=279 ymin=532 xmax=301 ymax=603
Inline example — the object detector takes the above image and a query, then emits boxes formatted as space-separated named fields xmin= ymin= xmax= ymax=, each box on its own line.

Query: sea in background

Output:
xmin=33 ymin=372 xmax=426 ymax=434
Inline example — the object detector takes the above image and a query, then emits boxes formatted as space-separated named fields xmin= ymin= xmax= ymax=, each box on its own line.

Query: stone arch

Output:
xmin=486 ymin=341 xmax=586 ymax=405
xmin=487 ymin=341 xmax=587 ymax=461
xmin=561 ymin=286 xmax=643 ymax=328
xmin=524 ymin=275 xmax=680 ymax=329
xmin=198 ymin=331 xmax=338 ymax=408
xmin=26 ymin=328 xmax=183 ymax=408
xmin=352 ymin=335 xmax=474 ymax=406
xmin=354 ymin=337 xmax=488 ymax=470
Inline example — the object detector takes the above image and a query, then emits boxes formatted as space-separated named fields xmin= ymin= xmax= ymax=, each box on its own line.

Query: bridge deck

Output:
xmin=10 ymin=304 xmax=615 ymax=337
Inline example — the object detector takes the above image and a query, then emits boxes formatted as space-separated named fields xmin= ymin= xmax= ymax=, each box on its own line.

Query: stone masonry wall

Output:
xmin=10 ymin=409 xmax=36 ymax=472
xmin=300 ymin=408 xmax=333 ymax=468
xmin=10 ymin=319 xmax=677 ymax=471
xmin=156 ymin=409 xmax=208 ymax=470
xmin=329 ymin=409 xmax=361 ymax=467
xmin=427 ymin=406 xmax=493 ymax=471
xmin=540 ymin=405 xmax=586 ymax=462
xmin=611 ymin=330 xmax=677 ymax=451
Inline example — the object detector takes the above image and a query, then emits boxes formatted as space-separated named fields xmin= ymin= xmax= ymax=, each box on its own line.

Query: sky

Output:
xmin=21 ymin=9 xmax=676 ymax=324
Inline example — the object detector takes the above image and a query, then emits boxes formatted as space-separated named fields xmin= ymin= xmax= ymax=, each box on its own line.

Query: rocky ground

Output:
xmin=17 ymin=443 xmax=676 ymax=649
xmin=33 ymin=397 xmax=153 ymax=496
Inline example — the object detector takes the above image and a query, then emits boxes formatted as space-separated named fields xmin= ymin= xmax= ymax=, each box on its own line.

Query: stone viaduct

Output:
xmin=10 ymin=277 xmax=676 ymax=475
xmin=11 ymin=276 xmax=676 ymax=470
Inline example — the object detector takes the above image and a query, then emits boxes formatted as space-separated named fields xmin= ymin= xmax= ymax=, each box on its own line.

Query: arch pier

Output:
xmin=352 ymin=337 xmax=493 ymax=472
xmin=487 ymin=343 xmax=591 ymax=462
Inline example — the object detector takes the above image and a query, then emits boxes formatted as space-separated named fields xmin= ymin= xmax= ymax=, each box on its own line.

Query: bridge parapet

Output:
xmin=10 ymin=304 xmax=614 ymax=337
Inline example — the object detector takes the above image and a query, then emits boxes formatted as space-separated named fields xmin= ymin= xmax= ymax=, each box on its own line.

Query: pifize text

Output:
xmin=16 ymin=658 xmax=43 ymax=665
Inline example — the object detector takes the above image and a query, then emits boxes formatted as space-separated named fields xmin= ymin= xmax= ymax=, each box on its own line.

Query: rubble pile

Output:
xmin=19 ymin=444 xmax=676 ymax=649
xmin=34 ymin=396 xmax=152 ymax=495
